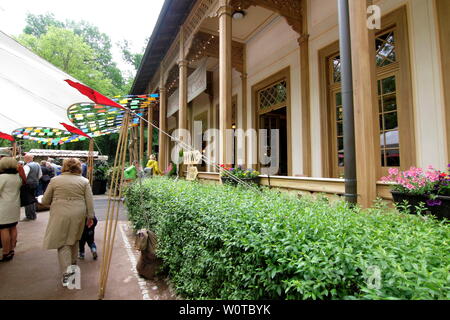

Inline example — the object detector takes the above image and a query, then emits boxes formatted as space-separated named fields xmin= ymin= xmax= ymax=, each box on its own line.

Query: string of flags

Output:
xmin=12 ymin=127 xmax=88 ymax=145
xmin=6 ymin=93 xmax=160 ymax=145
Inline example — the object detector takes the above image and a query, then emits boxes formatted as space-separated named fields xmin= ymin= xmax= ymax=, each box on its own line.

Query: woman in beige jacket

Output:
xmin=41 ymin=158 xmax=95 ymax=287
xmin=0 ymin=157 xmax=23 ymax=262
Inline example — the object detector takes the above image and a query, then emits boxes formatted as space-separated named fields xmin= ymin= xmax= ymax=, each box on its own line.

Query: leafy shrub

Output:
xmin=93 ymin=160 xmax=109 ymax=181
xmin=125 ymin=178 xmax=450 ymax=300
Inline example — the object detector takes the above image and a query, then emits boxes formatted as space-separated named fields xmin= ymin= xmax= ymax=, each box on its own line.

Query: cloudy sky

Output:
xmin=0 ymin=0 xmax=165 ymax=74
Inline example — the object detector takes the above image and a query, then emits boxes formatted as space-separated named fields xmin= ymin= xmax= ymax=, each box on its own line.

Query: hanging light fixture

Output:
xmin=232 ymin=10 xmax=246 ymax=20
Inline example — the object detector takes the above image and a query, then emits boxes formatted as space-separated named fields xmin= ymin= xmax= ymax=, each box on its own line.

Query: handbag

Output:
xmin=20 ymin=184 xmax=37 ymax=207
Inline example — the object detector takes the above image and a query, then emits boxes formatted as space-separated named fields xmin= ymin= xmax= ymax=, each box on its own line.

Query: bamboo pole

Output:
xmin=98 ymin=111 xmax=130 ymax=299
xmin=140 ymin=117 xmax=144 ymax=165
xmin=87 ymin=139 xmax=94 ymax=186
xmin=99 ymin=112 xmax=129 ymax=294
xmin=101 ymin=115 xmax=130 ymax=297
xmin=12 ymin=141 xmax=17 ymax=158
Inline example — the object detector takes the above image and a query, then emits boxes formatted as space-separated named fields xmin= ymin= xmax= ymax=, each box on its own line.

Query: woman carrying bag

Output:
xmin=40 ymin=158 xmax=95 ymax=287
xmin=0 ymin=157 xmax=25 ymax=262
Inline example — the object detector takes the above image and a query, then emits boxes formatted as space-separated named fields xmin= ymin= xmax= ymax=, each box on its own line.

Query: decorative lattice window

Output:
xmin=330 ymin=30 xmax=397 ymax=85
xmin=258 ymin=80 xmax=287 ymax=112
xmin=376 ymin=30 xmax=396 ymax=67
xmin=331 ymin=55 xmax=341 ymax=84
xmin=378 ymin=75 xmax=400 ymax=167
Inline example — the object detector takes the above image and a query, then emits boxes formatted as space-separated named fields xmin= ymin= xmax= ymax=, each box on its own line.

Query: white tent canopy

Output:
xmin=0 ymin=30 xmax=93 ymax=135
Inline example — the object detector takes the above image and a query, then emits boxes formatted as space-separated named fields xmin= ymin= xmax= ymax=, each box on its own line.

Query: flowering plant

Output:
xmin=219 ymin=165 xmax=260 ymax=179
xmin=381 ymin=165 xmax=450 ymax=206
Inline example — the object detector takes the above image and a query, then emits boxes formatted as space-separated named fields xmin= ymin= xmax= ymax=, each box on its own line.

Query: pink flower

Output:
xmin=388 ymin=168 xmax=399 ymax=176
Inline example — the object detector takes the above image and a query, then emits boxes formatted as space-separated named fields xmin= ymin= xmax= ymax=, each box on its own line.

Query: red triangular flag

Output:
xmin=0 ymin=131 xmax=15 ymax=141
xmin=60 ymin=123 xmax=91 ymax=139
xmin=64 ymin=79 xmax=125 ymax=109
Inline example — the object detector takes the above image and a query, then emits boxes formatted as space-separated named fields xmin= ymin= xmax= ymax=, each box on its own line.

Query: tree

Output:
xmin=23 ymin=13 xmax=64 ymax=37
xmin=118 ymin=39 xmax=144 ymax=71
xmin=22 ymin=13 xmax=125 ymax=92
xmin=66 ymin=20 xmax=125 ymax=90
xmin=17 ymin=26 xmax=117 ymax=96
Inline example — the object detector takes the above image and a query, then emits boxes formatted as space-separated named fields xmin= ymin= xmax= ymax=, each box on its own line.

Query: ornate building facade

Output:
xmin=131 ymin=0 xmax=450 ymax=207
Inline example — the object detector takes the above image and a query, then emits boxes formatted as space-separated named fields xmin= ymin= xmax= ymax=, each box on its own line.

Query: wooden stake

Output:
xmin=12 ymin=141 xmax=17 ymax=158
xmin=98 ymin=111 xmax=130 ymax=299
xmin=140 ymin=117 xmax=144 ymax=165
xmin=87 ymin=139 xmax=94 ymax=186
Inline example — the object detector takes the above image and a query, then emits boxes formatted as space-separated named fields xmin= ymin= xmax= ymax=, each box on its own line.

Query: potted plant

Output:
xmin=381 ymin=166 xmax=450 ymax=220
xmin=92 ymin=161 xmax=108 ymax=195
xmin=220 ymin=165 xmax=260 ymax=186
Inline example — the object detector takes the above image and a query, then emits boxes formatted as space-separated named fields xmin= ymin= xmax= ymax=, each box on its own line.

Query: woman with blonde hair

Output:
xmin=41 ymin=158 xmax=95 ymax=287
xmin=0 ymin=157 xmax=23 ymax=262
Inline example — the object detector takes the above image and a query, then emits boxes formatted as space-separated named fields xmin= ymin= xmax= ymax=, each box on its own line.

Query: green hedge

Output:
xmin=125 ymin=178 xmax=449 ymax=300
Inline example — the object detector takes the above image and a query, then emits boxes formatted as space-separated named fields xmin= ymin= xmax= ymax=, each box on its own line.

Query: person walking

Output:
xmin=80 ymin=159 xmax=88 ymax=178
xmin=46 ymin=161 xmax=55 ymax=180
xmin=23 ymin=154 xmax=42 ymax=221
xmin=0 ymin=157 xmax=24 ymax=262
xmin=41 ymin=158 xmax=95 ymax=287
xmin=38 ymin=160 xmax=51 ymax=196
xmin=47 ymin=158 xmax=62 ymax=177
xmin=79 ymin=216 xmax=98 ymax=260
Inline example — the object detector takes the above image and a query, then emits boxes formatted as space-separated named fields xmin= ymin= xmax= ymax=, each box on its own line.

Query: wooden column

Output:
xmin=299 ymin=0 xmax=311 ymax=177
xmin=147 ymin=105 xmax=153 ymax=159
xmin=159 ymin=67 xmax=168 ymax=172
xmin=241 ymin=44 xmax=248 ymax=168
xmin=139 ymin=118 xmax=144 ymax=164
xmin=178 ymin=27 xmax=188 ymax=143
xmin=348 ymin=0 xmax=378 ymax=207
xmin=218 ymin=0 xmax=233 ymax=166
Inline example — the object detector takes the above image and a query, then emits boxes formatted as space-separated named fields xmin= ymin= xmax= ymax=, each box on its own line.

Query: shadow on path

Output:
xmin=0 ymin=196 xmax=176 ymax=300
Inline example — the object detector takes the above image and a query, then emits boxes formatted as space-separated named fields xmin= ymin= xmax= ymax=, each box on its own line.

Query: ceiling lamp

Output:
xmin=232 ymin=10 xmax=246 ymax=20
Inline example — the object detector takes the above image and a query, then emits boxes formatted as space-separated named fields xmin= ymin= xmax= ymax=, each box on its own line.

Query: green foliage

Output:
xmin=17 ymin=26 xmax=117 ymax=96
xmin=220 ymin=166 xmax=260 ymax=178
xmin=15 ymin=13 xmax=141 ymax=160
xmin=19 ymin=13 xmax=135 ymax=96
xmin=125 ymin=178 xmax=450 ymax=300
xmin=23 ymin=12 xmax=65 ymax=37
xmin=93 ymin=160 xmax=109 ymax=181
xmin=118 ymin=39 xmax=145 ymax=71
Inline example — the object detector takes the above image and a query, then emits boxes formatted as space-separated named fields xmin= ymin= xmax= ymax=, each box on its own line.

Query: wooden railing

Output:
xmin=195 ymin=172 xmax=393 ymax=200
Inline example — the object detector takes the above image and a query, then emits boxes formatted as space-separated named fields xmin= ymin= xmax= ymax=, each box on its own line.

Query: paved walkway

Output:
xmin=0 ymin=196 xmax=176 ymax=300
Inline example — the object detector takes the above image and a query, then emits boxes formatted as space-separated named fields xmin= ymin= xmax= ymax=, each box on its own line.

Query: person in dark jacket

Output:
xmin=81 ymin=159 xmax=87 ymax=178
xmin=23 ymin=154 xmax=42 ymax=221
xmin=38 ymin=160 xmax=51 ymax=196
xmin=79 ymin=216 xmax=98 ymax=260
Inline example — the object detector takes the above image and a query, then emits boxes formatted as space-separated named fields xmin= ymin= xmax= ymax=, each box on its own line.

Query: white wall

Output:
xmin=407 ymin=0 xmax=447 ymax=170
xmin=309 ymin=0 xmax=339 ymax=177
xmin=245 ymin=16 xmax=302 ymax=175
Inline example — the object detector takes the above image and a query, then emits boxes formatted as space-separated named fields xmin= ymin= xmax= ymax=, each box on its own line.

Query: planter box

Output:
xmin=391 ymin=191 xmax=450 ymax=220
xmin=92 ymin=179 xmax=107 ymax=195
xmin=220 ymin=176 xmax=260 ymax=186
